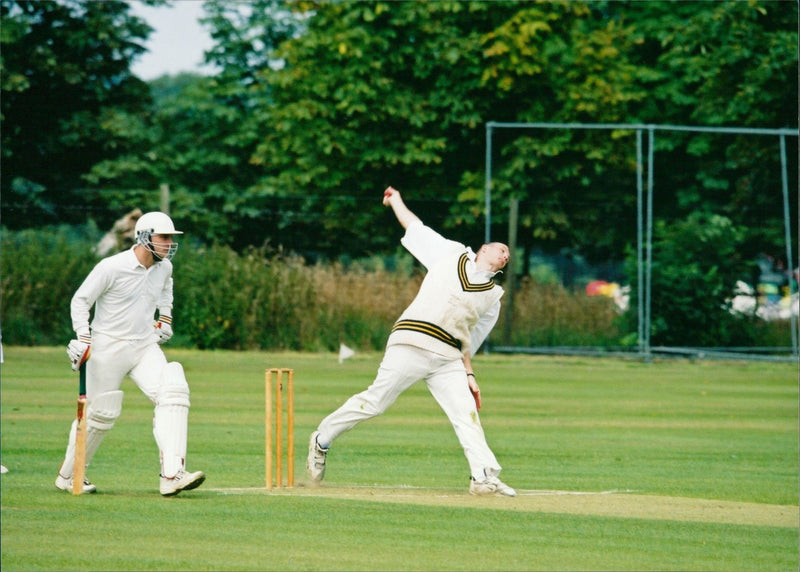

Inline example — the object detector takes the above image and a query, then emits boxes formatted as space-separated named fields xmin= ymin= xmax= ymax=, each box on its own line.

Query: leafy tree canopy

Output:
xmin=2 ymin=0 xmax=796 ymax=269
xmin=1 ymin=0 xmax=163 ymax=227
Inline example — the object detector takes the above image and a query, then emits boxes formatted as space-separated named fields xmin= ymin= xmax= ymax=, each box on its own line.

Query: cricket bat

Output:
xmin=72 ymin=362 xmax=87 ymax=495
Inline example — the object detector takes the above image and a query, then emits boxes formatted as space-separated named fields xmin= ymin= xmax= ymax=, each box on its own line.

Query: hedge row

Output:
xmin=2 ymin=226 xmax=625 ymax=351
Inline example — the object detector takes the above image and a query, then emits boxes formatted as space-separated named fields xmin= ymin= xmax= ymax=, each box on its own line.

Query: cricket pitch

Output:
xmin=209 ymin=483 xmax=799 ymax=528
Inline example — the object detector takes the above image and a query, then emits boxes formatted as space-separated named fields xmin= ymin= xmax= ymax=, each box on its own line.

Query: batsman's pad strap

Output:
xmin=391 ymin=320 xmax=462 ymax=350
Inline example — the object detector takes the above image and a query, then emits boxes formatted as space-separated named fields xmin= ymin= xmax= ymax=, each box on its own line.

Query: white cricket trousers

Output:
xmin=59 ymin=332 xmax=189 ymax=479
xmin=317 ymin=344 xmax=503 ymax=480
xmin=87 ymin=332 xmax=167 ymax=400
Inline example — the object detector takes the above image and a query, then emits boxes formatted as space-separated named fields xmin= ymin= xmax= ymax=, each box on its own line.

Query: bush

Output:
xmin=7 ymin=225 xmax=786 ymax=352
xmin=173 ymin=244 xmax=425 ymax=351
xmin=623 ymin=212 xmax=756 ymax=347
xmin=1 ymin=226 xmax=99 ymax=345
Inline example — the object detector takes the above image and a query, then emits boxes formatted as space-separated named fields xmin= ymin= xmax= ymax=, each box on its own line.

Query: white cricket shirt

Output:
xmin=71 ymin=247 xmax=174 ymax=340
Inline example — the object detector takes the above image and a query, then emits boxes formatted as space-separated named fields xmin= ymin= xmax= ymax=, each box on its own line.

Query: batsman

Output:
xmin=56 ymin=212 xmax=205 ymax=496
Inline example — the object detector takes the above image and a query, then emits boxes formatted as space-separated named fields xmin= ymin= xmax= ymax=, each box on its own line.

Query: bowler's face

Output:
xmin=481 ymin=242 xmax=510 ymax=272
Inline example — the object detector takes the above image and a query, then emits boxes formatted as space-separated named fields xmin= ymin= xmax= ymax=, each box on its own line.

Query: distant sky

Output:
xmin=129 ymin=0 xmax=217 ymax=80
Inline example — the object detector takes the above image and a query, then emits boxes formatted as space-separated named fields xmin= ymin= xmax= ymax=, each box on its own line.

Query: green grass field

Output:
xmin=1 ymin=346 xmax=797 ymax=571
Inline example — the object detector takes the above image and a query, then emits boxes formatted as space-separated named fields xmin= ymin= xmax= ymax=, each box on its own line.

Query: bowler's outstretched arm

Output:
xmin=383 ymin=186 xmax=421 ymax=230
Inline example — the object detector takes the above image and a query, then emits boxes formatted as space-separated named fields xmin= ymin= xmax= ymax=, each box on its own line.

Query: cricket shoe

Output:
xmin=55 ymin=474 xmax=97 ymax=494
xmin=469 ymin=475 xmax=517 ymax=497
xmin=307 ymin=430 xmax=328 ymax=484
xmin=160 ymin=469 xmax=206 ymax=497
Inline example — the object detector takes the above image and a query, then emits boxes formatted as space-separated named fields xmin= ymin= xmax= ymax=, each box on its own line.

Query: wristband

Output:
xmin=466 ymin=373 xmax=475 ymax=378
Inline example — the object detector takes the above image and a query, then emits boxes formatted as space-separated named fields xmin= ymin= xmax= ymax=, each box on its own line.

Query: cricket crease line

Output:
xmin=517 ymin=489 xmax=638 ymax=496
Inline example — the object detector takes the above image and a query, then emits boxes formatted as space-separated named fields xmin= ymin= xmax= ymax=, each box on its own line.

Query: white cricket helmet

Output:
xmin=135 ymin=212 xmax=183 ymax=261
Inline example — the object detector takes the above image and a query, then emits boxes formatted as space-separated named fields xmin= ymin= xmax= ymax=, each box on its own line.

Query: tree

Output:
xmin=243 ymin=0 xmax=795 ymax=264
xmin=467 ymin=0 xmax=797 ymax=266
xmin=0 ymin=0 xmax=162 ymax=228
xmin=248 ymin=1 xmax=524 ymax=257
xmin=4 ymin=0 xmax=795 ymax=275
xmin=472 ymin=1 xmax=652 ymax=263
xmin=623 ymin=0 xmax=799 ymax=264
xmin=83 ymin=1 xmax=304 ymax=248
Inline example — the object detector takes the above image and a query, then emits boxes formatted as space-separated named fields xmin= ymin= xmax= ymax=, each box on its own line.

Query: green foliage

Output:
xmin=248 ymin=1 xmax=525 ymax=255
xmin=1 ymin=0 xmax=796 ymax=347
xmin=176 ymin=245 xmax=319 ymax=350
xmin=82 ymin=2 xmax=305 ymax=249
xmin=624 ymin=211 xmax=758 ymax=347
xmin=477 ymin=1 xmax=797 ymax=263
xmin=0 ymin=225 xmax=100 ymax=345
xmin=632 ymin=0 xmax=798 ymax=127
xmin=3 ymin=226 xmax=793 ymax=351
xmin=2 ymin=0 xmax=795 ymax=269
xmin=202 ymin=0 xmax=299 ymax=82
xmin=85 ymin=72 xmax=269 ymax=247
xmin=0 ymin=0 xmax=160 ymax=227
xmin=3 ymin=227 xmax=635 ymax=351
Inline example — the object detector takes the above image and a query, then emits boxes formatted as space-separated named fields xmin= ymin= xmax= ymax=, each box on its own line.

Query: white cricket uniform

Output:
xmin=317 ymin=221 xmax=506 ymax=480
xmin=59 ymin=246 xmax=191 ymax=479
xmin=70 ymin=247 xmax=173 ymax=401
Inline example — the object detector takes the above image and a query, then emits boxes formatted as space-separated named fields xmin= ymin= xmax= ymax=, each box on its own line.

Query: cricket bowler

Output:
xmin=308 ymin=186 xmax=516 ymax=496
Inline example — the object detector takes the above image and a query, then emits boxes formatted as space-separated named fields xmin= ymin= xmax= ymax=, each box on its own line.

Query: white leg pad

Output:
xmin=58 ymin=419 xmax=80 ymax=478
xmin=153 ymin=362 xmax=191 ymax=478
xmin=59 ymin=390 xmax=124 ymax=477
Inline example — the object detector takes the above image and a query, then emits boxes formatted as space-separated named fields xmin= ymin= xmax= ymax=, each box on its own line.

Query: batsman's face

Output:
xmin=150 ymin=234 xmax=175 ymax=259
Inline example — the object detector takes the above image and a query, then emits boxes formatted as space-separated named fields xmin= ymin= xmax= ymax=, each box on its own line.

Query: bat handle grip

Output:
xmin=79 ymin=362 xmax=87 ymax=396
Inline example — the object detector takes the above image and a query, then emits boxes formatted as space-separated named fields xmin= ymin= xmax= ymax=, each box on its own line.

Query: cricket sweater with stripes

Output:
xmin=386 ymin=222 xmax=504 ymax=359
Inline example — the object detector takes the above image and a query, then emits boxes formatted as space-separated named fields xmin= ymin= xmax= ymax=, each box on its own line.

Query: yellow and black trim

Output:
xmin=391 ymin=320 xmax=462 ymax=350
xmin=458 ymin=253 xmax=495 ymax=292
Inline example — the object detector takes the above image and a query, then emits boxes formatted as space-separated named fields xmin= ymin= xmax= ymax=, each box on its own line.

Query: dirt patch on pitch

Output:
xmin=215 ymin=484 xmax=798 ymax=528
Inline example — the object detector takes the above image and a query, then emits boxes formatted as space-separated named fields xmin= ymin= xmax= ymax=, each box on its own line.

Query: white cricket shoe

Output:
xmin=55 ymin=474 xmax=97 ymax=494
xmin=306 ymin=430 xmax=328 ymax=484
xmin=469 ymin=475 xmax=517 ymax=497
xmin=160 ymin=469 xmax=206 ymax=497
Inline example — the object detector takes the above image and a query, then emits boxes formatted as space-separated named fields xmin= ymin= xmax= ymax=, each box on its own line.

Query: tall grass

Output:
xmin=306 ymin=260 xmax=423 ymax=350
xmin=176 ymin=245 xmax=424 ymax=350
xmin=2 ymin=228 xmax=626 ymax=350
xmin=497 ymin=276 xmax=624 ymax=346
xmin=2 ymin=227 xmax=787 ymax=351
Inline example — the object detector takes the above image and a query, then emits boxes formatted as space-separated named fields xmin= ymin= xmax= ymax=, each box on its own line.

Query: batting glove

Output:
xmin=155 ymin=315 xmax=173 ymax=344
xmin=67 ymin=334 xmax=91 ymax=371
